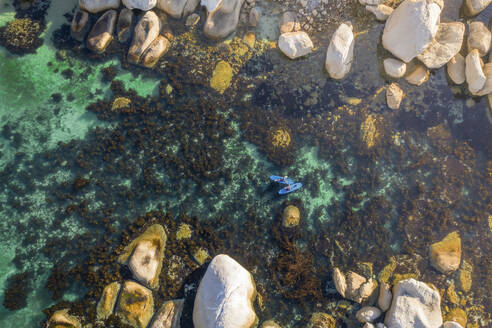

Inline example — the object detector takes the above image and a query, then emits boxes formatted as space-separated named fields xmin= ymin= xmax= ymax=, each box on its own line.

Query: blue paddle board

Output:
xmin=269 ymin=175 xmax=294 ymax=185
xmin=278 ymin=182 xmax=302 ymax=195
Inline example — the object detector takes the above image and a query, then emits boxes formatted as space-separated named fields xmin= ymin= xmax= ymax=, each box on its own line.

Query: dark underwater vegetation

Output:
xmin=0 ymin=0 xmax=491 ymax=327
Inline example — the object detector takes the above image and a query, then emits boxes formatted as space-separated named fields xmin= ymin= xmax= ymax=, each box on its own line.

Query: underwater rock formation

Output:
xmin=282 ymin=205 xmax=300 ymax=228
xmin=0 ymin=17 xmax=42 ymax=54
xmin=96 ymin=281 xmax=121 ymax=320
xmin=429 ymin=231 xmax=461 ymax=273
xmin=118 ymin=224 xmax=167 ymax=289
xmin=71 ymin=10 xmax=90 ymax=42
xmin=193 ymin=254 xmax=257 ymax=328
xmin=384 ymin=278 xmax=442 ymax=328
xmin=116 ymin=280 xmax=155 ymax=328
xmin=307 ymin=312 xmax=336 ymax=328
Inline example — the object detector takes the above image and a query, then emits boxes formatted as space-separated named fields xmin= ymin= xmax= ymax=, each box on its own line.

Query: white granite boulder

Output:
xmin=79 ymin=0 xmax=121 ymax=13
xmin=384 ymin=278 xmax=442 ymax=328
xmin=382 ymin=0 xmax=441 ymax=62
xmin=325 ymin=23 xmax=355 ymax=79
xmin=447 ymin=54 xmax=466 ymax=84
xmin=203 ymin=0 xmax=244 ymax=39
xmin=467 ymin=21 xmax=491 ymax=57
xmin=128 ymin=11 xmax=161 ymax=64
xmin=417 ymin=22 xmax=465 ymax=69
xmin=123 ymin=0 xmax=157 ymax=10
xmin=158 ymin=0 xmax=200 ymax=19
xmin=383 ymin=58 xmax=406 ymax=78
xmin=465 ymin=0 xmax=492 ymax=15
xmin=193 ymin=254 xmax=257 ymax=328
xmin=278 ymin=31 xmax=313 ymax=59
xmin=466 ymin=49 xmax=486 ymax=93
xmin=86 ymin=10 xmax=117 ymax=53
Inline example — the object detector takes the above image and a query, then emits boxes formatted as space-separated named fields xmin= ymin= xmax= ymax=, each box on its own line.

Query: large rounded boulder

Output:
xmin=193 ymin=254 xmax=257 ymax=328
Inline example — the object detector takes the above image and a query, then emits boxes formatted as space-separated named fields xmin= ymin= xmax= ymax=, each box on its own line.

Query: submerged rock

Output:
xmin=465 ymin=49 xmax=486 ymax=93
xmin=279 ymin=11 xmax=300 ymax=34
xmin=386 ymin=83 xmax=404 ymax=110
xmin=405 ymin=63 xmax=429 ymax=86
xmin=278 ymin=31 xmax=313 ymax=59
xmin=429 ymin=231 xmax=461 ymax=273
xmin=333 ymin=267 xmax=347 ymax=298
xmin=307 ymin=312 xmax=336 ymax=328
xmin=447 ymin=54 xmax=466 ymax=85
xmin=382 ymin=0 xmax=441 ymax=62
xmin=47 ymin=309 xmax=82 ymax=328
xmin=71 ymin=10 xmax=90 ymax=42
xmin=356 ymin=306 xmax=382 ymax=323
xmin=79 ymin=0 xmax=121 ymax=13
xmin=385 ymin=278 xmax=442 ymax=328
xmin=465 ymin=0 xmax=492 ymax=15
xmin=203 ymin=0 xmax=244 ymax=39
xmin=467 ymin=21 xmax=491 ymax=57
xmin=149 ymin=299 xmax=184 ymax=328
xmin=383 ymin=58 xmax=406 ymax=78
xmin=87 ymin=10 xmax=117 ymax=53
xmin=118 ymin=224 xmax=167 ymax=289
xmin=325 ymin=23 xmax=354 ymax=79
xmin=128 ymin=11 xmax=161 ymax=64
xmin=366 ymin=4 xmax=393 ymax=21
xmin=339 ymin=270 xmax=378 ymax=304
xmin=417 ymin=22 xmax=465 ymax=69
xmin=116 ymin=281 xmax=154 ymax=328
xmin=1 ymin=18 xmax=42 ymax=54
xmin=282 ymin=205 xmax=300 ymax=227
xmin=157 ymin=0 xmax=200 ymax=19
xmin=378 ymin=282 xmax=392 ymax=311
xmin=141 ymin=35 xmax=170 ymax=68
xmin=193 ymin=254 xmax=257 ymax=328
xmin=249 ymin=7 xmax=260 ymax=27
xmin=96 ymin=282 xmax=121 ymax=320
xmin=123 ymin=0 xmax=157 ymax=10
xmin=210 ymin=60 xmax=233 ymax=94
xmin=117 ymin=8 xmax=134 ymax=43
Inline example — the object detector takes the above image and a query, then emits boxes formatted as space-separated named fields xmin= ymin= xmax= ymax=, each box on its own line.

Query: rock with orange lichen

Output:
xmin=116 ymin=281 xmax=154 ymax=328
xmin=282 ymin=205 xmax=300 ymax=228
xmin=210 ymin=60 xmax=233 ymax=94
xmin=458 ymin=260 xmax=473 ymax=292
xmin=96 ymin=282 xmax=121 ymax=320
xmin=360 ymin=115 xmax=379 ymax=149
xmin=429 ymin=231 xmax=461 ymax=273
xmin=47 ymin=309 xmax=81 ymax=328
xmin=118 ymin=224 xmax=167 ymax=289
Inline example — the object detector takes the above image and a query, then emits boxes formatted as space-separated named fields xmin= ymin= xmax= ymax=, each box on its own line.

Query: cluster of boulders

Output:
xmin=71 ymin=0 xmax=248 ymax=67
xmin=276 ymin=11 xmax=355 ymax=80
xmin=376 ymin=0 xmax=491 ymax=110
xmin=331 ymin=230 xmax=466 ymax=328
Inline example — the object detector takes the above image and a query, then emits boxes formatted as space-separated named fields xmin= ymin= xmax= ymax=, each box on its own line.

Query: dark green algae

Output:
xmin=0 ymin=0 xmax=491 ymax=327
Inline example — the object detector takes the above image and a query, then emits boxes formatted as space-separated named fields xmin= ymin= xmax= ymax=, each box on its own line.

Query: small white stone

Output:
xmin=278 ymin=31 xmax=313 ymax=59
xmin=383 ymin=58 xmax=406 ymax=78
xmin=405 ymin=64 xmax=429 ymax=86
xmin=356 ymin=306 xmax=382 ymax=323
xmin=465 ymin=0 xmax=492 ymax=15
xmin=366 ymin=4 xmax=393 ymax=21
xmin=447 ymin=54 xmax=466 ymax=84
xmin=467 ymin=21 xmax=491 ymax=57
xmin=443 ymin=321 xmax=464 ymax=328
xmin=473 ymin=63 xmax=492 ymax=96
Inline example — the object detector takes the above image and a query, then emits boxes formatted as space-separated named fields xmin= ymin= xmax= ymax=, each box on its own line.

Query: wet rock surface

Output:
xmin=86 ymin=9 xmax=117 ymax=53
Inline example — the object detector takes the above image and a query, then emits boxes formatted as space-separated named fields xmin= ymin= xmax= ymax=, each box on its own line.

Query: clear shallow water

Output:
xmin=0 ymin=0 xmax=490 ymax=327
